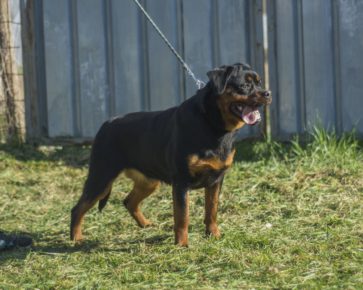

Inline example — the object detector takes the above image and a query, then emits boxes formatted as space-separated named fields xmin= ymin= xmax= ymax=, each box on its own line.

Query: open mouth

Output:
xmin=230 ymin=103 xmax=261 ymax=125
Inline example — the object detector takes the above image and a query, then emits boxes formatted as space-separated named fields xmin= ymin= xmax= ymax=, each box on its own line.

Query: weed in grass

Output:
xmin=0 ymin=130 xmax=362 ymax=289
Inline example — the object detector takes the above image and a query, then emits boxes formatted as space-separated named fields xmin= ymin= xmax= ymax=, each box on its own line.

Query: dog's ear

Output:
xmin=207 ymin=65 xmax=234 ymax=94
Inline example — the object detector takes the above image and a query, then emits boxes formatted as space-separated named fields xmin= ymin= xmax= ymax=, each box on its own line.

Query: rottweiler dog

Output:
xmin=70 ymin=63 xmax=271 ymax=246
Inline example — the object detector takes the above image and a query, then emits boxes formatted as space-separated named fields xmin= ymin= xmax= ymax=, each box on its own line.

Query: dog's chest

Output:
xmin=187 ymin=148 xmax=235 ymax=188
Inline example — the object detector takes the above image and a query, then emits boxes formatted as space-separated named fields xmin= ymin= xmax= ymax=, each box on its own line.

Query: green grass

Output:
xmin=0 ymin=129 xmax=362 ymax=289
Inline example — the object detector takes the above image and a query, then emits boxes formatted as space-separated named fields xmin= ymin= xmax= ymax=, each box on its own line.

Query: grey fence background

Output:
xmin=268 ymin=0 xmax=363 ymax=139
xmin=22 ymin=0 xmax=264 ymax=141
xmin=19 ymin=0 xmax=363 ymax=142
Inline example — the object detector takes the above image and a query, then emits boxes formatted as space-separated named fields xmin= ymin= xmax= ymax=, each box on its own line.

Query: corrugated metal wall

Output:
xmin=23 ymin=0 xmax=264 ymax=140
xmin=22 ymin=0 xmax=363 ymax=142
xmin=268 ymin=0 xmax=363 ymax=139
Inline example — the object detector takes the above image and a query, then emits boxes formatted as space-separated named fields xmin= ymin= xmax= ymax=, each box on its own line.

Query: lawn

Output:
xmin=0 ymin=129 xmax=362 ymax=289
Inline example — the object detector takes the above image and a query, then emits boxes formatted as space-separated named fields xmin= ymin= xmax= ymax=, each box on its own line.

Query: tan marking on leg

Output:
xmin=204 ymin=182 xmax=221 ymax=238
xmin=71 ymin=200 xmax=93 ymax=242
xmin=123 ymin=169 xmax=160 ymax=227
xmin=71 ymin=182 xmax=113 ymax=242
xmin=173 ymin=189 xmax=189 ymax=247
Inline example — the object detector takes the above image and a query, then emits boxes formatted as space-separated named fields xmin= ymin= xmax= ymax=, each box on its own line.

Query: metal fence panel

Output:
xmin=23 ymin=0 xmax=263 ymax=140
xmin=302 ymin=0 xmax=335 ymax=131
xmin=339 ymin=0 xmax=363 ymax=133
xmin=111 ymin=0 xmax=145 ymax=116
xmin=182 ymin=0 xmax=213 ymax=98
xmin=269 ymin=0 xmax=301 ymax=136
xmin=268 ymin=0 xmax=363 ymax=139
xmin=77 ymin=0 xmax=109 ymax=137
xmin=146 ymin=0 xmax=182 ymax=111
xmin=43 ymin=0 xmax=74 ymax=137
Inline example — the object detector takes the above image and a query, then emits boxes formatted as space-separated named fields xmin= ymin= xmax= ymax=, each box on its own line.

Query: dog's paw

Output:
xmin=206 ymin=225 xmax=221 ymax=239
xmin=139 ymin=219 xmax=153 ymax=228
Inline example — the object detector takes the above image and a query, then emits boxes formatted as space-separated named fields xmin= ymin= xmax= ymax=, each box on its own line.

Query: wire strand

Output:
xmin=132 ymin=0 xmax=205 ymax=89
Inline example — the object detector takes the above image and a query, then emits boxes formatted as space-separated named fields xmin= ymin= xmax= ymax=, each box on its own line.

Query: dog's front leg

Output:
xmin=204 ymin=177 xmax=223 ymax=238
xmin=172 ymin=183 xmax=189 ymax=247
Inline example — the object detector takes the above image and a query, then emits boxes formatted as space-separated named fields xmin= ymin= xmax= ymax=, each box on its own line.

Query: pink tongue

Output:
xmin=242 ymin=106 xmax=261 ymax=125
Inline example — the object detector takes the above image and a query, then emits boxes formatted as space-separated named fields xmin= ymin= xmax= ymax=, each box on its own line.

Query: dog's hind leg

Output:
xmin=70 ymin=171 xmax=117 ymax=242
xmin=123 ymin=169 xmax=160 ymax=228
xmin=98 ymin=190 xmax=111 ymax=212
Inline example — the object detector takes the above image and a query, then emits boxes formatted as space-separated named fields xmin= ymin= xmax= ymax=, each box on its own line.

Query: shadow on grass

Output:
xmin=0 ymin=144 xmax=91 ymax=168
xmin=113 ymin=234 xmax=170 ymax=246
xmin=25 ymin=233 xmax=170 ymax=258
xmin=0 ymin=230 xmax=33 ymax=262
xmin=0 ymin=248 xmax=30 ymax=262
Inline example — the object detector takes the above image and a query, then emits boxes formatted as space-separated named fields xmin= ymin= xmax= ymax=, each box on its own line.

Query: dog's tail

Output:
xmin=98 ymin=191 xmax=111 ymax=212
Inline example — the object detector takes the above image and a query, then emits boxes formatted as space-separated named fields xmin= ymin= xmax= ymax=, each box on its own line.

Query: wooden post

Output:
xmin=0 ymin=0 xmax=25 ymax=143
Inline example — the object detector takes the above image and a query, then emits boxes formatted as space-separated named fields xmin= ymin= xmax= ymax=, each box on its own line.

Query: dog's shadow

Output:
xmin=1 ymin=232 xmax=169 ymax=262
xmin=33 ymin=232 xmax=170 ymax=255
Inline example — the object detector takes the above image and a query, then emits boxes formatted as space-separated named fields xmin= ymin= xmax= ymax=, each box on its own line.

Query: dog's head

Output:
xmin=207 ymin=63 xmax=271 ymax=131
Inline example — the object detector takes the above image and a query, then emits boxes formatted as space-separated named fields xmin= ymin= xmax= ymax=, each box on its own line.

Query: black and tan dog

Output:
xmin=70 ymin=63 xmax=271 ymax=246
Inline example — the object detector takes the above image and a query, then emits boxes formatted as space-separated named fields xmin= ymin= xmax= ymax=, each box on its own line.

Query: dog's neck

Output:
xmin=180 ymin=83 xmax=239 ymax=148
xmin=199 ymin=83 xmax=237 ymax=138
